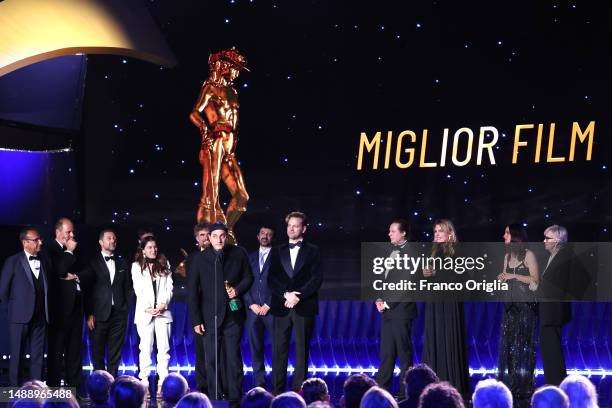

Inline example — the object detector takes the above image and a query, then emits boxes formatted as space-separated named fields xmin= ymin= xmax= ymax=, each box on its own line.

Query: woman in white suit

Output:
xmin=132 ymin=236 xmax=173 ymax=390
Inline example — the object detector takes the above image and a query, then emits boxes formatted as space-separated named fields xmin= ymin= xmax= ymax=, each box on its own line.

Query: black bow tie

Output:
xmin=61 ymin=244 xmax=67 ymax=251
xmin=288 ymin=241 xmax=302 ymax=249
xmin=104 ymin=256 xmax=115 ymax=262
xmin=29 ymin=255 xmax=39 ymax=261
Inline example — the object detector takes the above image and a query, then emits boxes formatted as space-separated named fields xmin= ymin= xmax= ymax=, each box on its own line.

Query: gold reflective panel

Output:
xmin=0 ymin=0 xmax=176 ymax=76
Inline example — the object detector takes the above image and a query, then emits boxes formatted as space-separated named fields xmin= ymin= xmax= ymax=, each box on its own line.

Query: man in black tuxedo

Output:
xmin=0 ymin=227 xmax=50 ymax=386
xmin=245 ymin=226 xmax=275 ymax=388
xmin=187 ymin=222 xmax=253 ymax=407
xmin=83 ymin=228 xmax=133 ymax=378
xmin=185 ymin=221 xmax=212 ymax=393
xmin=268 ymin=211 xmax=323 ymax=394
xmin=375 ymin=219 xmax=417 ymax=400
xmin=538 ymin=224 xmax=573 ymax=385
xmin=45 ymin=217 xmax=86 ymax=397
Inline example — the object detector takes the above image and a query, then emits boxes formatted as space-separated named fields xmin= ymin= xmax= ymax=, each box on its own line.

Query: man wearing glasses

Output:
xmin=0 ymin=228 xmax=50 ymax=385
xmin=538 ymin=225 xmax=572 ymax=385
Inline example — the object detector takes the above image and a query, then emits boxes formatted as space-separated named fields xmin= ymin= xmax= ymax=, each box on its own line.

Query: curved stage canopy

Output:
xmin=0 ymin=0 xmax=176 ymax=77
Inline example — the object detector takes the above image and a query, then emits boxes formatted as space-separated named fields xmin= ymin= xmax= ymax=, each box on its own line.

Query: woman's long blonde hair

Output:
xmin=431 ymin=219 xmax=458 ymax=257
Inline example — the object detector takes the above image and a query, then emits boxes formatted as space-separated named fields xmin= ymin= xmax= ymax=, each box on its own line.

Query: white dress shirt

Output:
xmin=25 ymin=250 xmax=40 ymax=279
xmin=289 ymin=241 xmax=302 ymax=269
xmin=103 ymin=251 xmax=116 ymax=305
xmin=259 ymin=247 xmax=271 ymax=271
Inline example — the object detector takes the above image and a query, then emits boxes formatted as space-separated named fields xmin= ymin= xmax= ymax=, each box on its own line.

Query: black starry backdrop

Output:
xmin=75 ymin=1 xmax=611 ymax=290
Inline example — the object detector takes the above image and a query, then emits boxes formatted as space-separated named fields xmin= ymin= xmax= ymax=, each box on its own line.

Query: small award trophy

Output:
xmin=225 ymin=280 xmax=242 ymax=311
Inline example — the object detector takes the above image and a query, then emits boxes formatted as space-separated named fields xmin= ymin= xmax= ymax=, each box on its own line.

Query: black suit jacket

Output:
xmin=187 ymin=244 xmax=253 ymax=329
xmin=83 ymin=253 xmax=133 ymax=321
xmin=538 ymin=246 xmax=573 ymax=326
xmin=183 ymin=249 xmax=203 ymax=311
xmin=0 ymin=251 xmax=50 ymax=324
xmin=244 ymin=249 xmax=272 ymax=307
xmin=267 ymin=242 xmax=323 ymax=317
xmin=43 ymin=240 xmax=83 ymax=322
xmin=382 ymin=242 xmax=417 ymax=320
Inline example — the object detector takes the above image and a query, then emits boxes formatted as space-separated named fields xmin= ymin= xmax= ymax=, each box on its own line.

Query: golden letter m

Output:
xmin=357 ymin=132 xmax=382 ymax=170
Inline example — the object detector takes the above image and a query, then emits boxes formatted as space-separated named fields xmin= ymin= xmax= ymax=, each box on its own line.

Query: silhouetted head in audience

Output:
xmin=242 ymin=387 xmax=274 ymax=408
xmin=342 ymin=373 xmax=377 ymax=408
xmin=162 ymin=373 xmax=189 ymax=407
xmin=472 ymin=379 xmax=512 ymax=408
xmin=560 ymin=375 xmax=598 ymax=408
xmin=41 ymin=398 xmax=79 ymax=408
xmin=109 ymin=375 xmax=146 ymax=408
xmin=87 ymin=370 xmax=114 ymax=405
xmin=13 ymin=381 xmax=49 ymax=407
xmin=404 ymin=364 xmax=439 ymax=401
xmin=531 ymin=386 xmax=569 ymax=408
xmin=175 ymin=392 xmax=213 ymax=408
xmin=301 ymin=378 xmax=330 ymax=405
xmin=271 ymin=391 xmax=307 ymax=408
xmin=418 ymin=382 xmax=464 ymax=408
xmin=308 ymin=402 xmax=333 ymax=408
xmin=21 ymin=380 xmax=48 ymax=390
xmin=11 ymin=401 xmax=42 ymax=408
xmin=360 ymin=386 xmax=398 ymax=408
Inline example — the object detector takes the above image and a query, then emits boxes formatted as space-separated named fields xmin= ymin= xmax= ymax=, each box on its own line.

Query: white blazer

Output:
xmin=131 ymin=261 xmax=173 ymax=325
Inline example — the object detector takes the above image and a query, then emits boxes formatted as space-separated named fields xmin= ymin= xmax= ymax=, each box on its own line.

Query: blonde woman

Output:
xmin=422 ymin=219 xmax=469 ymax=398
xmin=132 ymin=236 xmax=173 ymax=392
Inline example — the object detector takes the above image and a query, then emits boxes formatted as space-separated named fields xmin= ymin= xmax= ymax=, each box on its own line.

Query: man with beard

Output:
xmin=245 ymin=226 xmax=275 ymax=388
xmin=83 ymin=229 xmax=133 ymax=378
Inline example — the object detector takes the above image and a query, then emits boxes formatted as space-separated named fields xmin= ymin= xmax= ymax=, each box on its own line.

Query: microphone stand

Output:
xmin=214 ymin=250 xmax=221 ymax=400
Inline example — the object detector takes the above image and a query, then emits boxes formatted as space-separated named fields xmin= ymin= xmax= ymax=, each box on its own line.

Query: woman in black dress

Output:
xmin=422 ymin=219 xmax=470 ymax=398
xmin=497 ymin=224 xmax=539 ymax=407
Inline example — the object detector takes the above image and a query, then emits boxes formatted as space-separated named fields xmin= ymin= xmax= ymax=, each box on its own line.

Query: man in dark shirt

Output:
xmin=187 ymin=222 xmax=253 ymax=407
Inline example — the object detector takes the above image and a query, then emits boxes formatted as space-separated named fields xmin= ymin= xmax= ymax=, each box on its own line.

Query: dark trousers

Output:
xmin=9 ymin=319 xmax=46 ymax=386
xmin=91 ymin=306 xmax=128 ymax=378
xmin=377 ymin=318 xmax=414 ymax=399
xmin=273 ymin=310 xmax=314 ymax=394
xmin=204 ymin=316 xmax=243 ymax=406
xmin=194 ymin=330 xmax=208 ymax=393
xmin=540 ymin=325 xmax=567 ymax=385
xmin=246 ymin=309 xmax=273 ymax=387
xmin=47 ymin=295 xmax=83 ymax=390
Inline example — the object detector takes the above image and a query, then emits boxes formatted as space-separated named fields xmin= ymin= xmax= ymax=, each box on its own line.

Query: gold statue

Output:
xmin=189 ymin=48 xmax=250 ymax=243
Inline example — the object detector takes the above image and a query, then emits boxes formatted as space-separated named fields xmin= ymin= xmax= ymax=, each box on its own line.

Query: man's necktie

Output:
xmin=104 ymin=256 xmax=116 ymax=262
